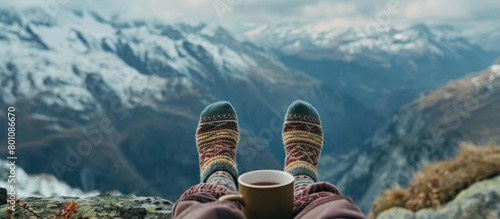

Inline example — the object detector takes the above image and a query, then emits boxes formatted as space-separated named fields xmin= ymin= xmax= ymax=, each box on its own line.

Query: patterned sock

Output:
xmin=196 ymin=101 xmax=239 ymax=191
xmin=282 ymin=100 xmax=324 ymax=195
xmin=206 ymin=171 xmax=237 ymax=192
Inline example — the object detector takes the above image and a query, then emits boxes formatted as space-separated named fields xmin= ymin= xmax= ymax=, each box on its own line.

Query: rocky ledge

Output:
xmin=3 ymin=175 xmax=498 ymax=219
xmin=0 ymin=193 xmax=173 ymax=219
xmin=377 ymin=175 xmax=500 ymax=219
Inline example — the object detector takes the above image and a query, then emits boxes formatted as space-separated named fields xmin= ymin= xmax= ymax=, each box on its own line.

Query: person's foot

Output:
xmin=196 ymin=101 xmax=239 ymax=191
xmin=282 ymin=100 xmax=323 ymax=193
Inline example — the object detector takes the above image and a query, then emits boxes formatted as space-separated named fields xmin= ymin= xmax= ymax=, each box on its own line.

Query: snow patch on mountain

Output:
xmin=0 ymin=159 xmax=100 ymax=198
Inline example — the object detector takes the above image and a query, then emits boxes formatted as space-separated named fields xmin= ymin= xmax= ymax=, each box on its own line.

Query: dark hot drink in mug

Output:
xmin=219 ymin=170 xmax=294 ymax=219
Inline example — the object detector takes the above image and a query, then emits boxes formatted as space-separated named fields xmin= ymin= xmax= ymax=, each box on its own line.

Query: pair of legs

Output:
xmin=173 ymin=100 xmax=366 ymax=219
xmin=199 ymin=100 xmax=322 ymax=196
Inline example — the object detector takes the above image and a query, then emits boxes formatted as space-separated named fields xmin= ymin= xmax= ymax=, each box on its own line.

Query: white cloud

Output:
xmin=301 ymin=1 xmax=359 ymax=19
xmin=1 ymin=0 xmax=39 ymax=8
xmin=403 ymin=0 xmax=469 ymax=22
xmin=1 ymin=0 xmax=499 ymax=29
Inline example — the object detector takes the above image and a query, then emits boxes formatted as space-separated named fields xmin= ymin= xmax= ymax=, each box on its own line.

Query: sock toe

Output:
xmin=201 ymin=101 xmax=236 ymax=117
xmin=286 ymin=100 xmax=320 ymax=118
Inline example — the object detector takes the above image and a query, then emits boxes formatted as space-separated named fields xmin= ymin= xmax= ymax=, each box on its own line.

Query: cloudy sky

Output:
xmin=2 ymin=0 xmax=499 ymax=31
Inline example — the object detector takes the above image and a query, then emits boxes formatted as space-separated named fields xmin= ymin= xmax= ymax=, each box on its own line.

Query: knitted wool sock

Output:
xmin=206 ymin=171 xmax=237 ymax=192
xmin=196 ymin=101 xmax=239 ymax=191
xmin=282 ymin=100 xmax=324 ymax=195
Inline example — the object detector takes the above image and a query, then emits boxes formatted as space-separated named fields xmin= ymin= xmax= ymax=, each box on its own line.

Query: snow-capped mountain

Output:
xmin=243 ymin=22 xmax=500 ymax=115
xmin=0 ymin=8 xmax=383 ymax=200
xmin=0 ymin=9 xmax=300 ymax=112
xmin=334 ymin=63 xmax=500 ymax=213
xmin=244 ymin=22 xmax=491 ymax=60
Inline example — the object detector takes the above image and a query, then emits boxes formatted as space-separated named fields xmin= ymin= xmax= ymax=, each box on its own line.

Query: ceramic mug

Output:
xmin=219 ymin=170 xmax=294 ymax=219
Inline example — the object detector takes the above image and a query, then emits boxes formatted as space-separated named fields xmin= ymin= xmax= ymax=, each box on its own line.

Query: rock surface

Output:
xmin=377 ymin=175 xmax=500 ymax=219
xmin=0 ymin=194 xmax=173 ymax=219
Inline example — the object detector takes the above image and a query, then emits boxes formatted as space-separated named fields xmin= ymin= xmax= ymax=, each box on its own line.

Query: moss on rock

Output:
xmin=0 ymin=193 xmax=173 ymax=219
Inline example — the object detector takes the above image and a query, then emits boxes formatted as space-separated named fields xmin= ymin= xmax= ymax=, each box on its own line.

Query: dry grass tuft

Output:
xmin=368 ymin=187 xmax=408 ymax=219
xmin=368 ymin=143 xmax=500 ymax=219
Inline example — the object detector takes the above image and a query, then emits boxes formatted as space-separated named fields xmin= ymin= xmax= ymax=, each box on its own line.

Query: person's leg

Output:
xmin=172 ymin=101 xmax=244 ymax=219
xmin=283 ymin=100 xmax=366 ymax=218
xmin=283 ymin=100 xmax=324 ymax=195
xmin=196 ymin=101 xmax=239 ymax=191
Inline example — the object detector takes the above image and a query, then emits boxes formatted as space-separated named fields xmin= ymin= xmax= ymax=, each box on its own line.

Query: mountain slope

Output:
xmin=0 ymin=9 xmax=383 ymax=200
xmin=334 ymin=63 xmax=500 ymax=213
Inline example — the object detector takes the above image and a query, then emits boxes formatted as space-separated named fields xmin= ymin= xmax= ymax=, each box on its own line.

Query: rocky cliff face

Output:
xmin=376 ymin=175 xmax=500 ymax=219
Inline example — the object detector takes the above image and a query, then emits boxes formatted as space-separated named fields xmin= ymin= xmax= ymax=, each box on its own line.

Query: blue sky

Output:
xmin=2 ymin=0 xmax=499 ymax=30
